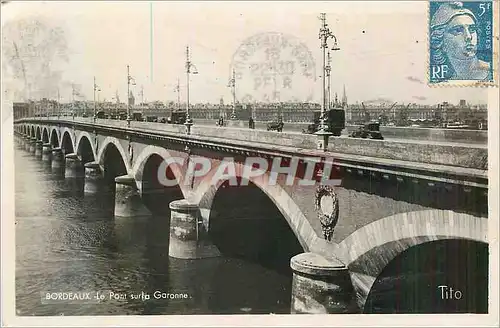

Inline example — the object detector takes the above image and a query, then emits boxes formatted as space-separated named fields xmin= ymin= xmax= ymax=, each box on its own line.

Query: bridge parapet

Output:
xmin=15 ymin=117 xmax=487 ymax=177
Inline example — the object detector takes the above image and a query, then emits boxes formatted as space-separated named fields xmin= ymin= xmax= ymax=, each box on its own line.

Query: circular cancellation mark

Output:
xmin=229 ymin=32 xmax=317 ymax=104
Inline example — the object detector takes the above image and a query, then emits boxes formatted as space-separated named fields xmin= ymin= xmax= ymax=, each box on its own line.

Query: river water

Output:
xmin=14 ymin=142 xmax=293 ymax=316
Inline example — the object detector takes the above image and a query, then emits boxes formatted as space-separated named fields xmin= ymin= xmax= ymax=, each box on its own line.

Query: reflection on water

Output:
xmin=14 ymin=143 xmax=293 ymax=316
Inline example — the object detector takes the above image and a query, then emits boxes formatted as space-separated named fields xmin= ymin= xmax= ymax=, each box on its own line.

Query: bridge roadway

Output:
xmin=18 ymin=116 xmax=488 ymax=177
xmin=32 ymin=115 xmax=487 ymax=147
xmin=13 ymin=116 xmax=489 ymax=314
xmin=52 ymin=115 xmax=487 ymax=144
xmin=193 ymin=118 xmax=487 ymax=145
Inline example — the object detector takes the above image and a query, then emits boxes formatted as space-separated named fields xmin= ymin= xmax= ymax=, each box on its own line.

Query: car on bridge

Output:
xmin=95 ymin=111 xmax=107 ymax=119
xmin=144 ymin=115 xmax=158 ymax=122
xmin=132 ymin=112 xmax=143 ymax=121
xmin=267 ymin=119 xmax=284 ymax=132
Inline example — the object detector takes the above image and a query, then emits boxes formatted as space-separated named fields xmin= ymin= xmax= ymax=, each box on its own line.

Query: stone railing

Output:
xmin=15 ymin=116 xmax=488 ymax=172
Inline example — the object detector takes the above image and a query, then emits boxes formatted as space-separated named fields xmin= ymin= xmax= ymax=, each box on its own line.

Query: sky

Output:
xmin=1 ymin=1 xmax=488 ymax=105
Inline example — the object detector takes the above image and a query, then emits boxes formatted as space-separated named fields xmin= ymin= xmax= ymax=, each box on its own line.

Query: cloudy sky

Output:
xmin=2 ymin=1 xmax=487 ymax=105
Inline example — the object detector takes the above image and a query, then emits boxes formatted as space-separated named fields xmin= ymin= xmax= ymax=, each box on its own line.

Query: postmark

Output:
xmin=428 ymin=1 xmax=497 ymax=86
xmin=229 ymin=32 xmax=317 ymax=104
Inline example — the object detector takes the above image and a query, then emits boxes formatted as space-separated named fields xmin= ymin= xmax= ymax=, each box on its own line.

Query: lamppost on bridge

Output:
xmin=185 ymin=45 xmax=198 ymax=135
xmin=139 ymin=85 xmax=145 ymax=105
xmin=126 ymin=65 xmax=136 ymax=127
xmin=228 ymin=68 xmax=237 ymax=120
xmin=175 ymin=78 xmax=181 ymax=110
xmin=71 ymin=84 xmax=76 ymax=120
xmin=316 ymin=13 xmax=340 ymax=151
xmin=57 ymin=88 xmax=60 ymax=119
xmin=93 ymin=77 xmax=101 ymax=122
xmin=325 ymin=51 xmax=331 ymax=111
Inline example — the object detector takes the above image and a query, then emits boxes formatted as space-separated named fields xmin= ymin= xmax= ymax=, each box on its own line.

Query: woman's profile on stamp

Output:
xmin=430 ymin=1 xmax=492 ymax=81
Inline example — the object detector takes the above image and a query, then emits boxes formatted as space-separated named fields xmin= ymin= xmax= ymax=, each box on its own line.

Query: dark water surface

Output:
xmin=14 ymin=145 xmax=293 ymax=316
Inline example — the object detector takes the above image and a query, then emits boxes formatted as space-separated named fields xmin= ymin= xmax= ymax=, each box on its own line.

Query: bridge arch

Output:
xmin=30 ymin=125 xmax=35 ymax=138
xmin=335 ymin=209 xmax=488 ymax=311
xmin=131 ymin=145 xmax=186 ymax=196
xmin=60 ymin=129 xmax=75 ymax=154
xmin=196 ymin=169 xmax=317 ymax=253
xmin=98 ymin=138 xmax=130 ymax=192
xmin=76 ymin=133 xmax=96 ymax=164
xmin=42 ymin=127 xmax=49 ymax=143
xmin=49 ymin=128 xmax=59 ymax=147
xmin=96 ymin=137 xmax=131 ymax=174
xmin=75 ymin=132 xmax=97 ymax=163
xmin=35 ymin=126 xmax=41 ymax=140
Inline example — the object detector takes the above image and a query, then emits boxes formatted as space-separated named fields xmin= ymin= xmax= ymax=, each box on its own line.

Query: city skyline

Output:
xmin=17 ymin=96 xmax=488 ymax=108
xmin=2 ymin=1 xmax=489 ymax=105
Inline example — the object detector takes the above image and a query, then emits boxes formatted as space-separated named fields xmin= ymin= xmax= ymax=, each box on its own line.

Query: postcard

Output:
xmin=1 ymin=1 xmax=498 ymax=327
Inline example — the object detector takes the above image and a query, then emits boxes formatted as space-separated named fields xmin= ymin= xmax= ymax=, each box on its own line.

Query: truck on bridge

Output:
xmin=167 ymin=110 xmax=187 ymax=124
xmin=302 ymin=108 xmax=346 ymax=136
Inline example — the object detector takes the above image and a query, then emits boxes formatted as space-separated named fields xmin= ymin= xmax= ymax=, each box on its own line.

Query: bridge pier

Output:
xmin=51 ymin=148 xmax=64 ymax=169
xmin=34 ymin=141 xmax=43 ymax=157
xmin=28 ymin=139 xmax=33 ymax=152
xmin=290 ymin=253 xmax=356 ymax=314
xmin=168 ymin=199 xmax=221 ymax=259
xmin=114 ymin=175 xmax=151 ymax=218
xmin=64 ymin=153 xmax=83 ymax=178
xmin=23 ymin=136 xmax=30 ymax=151
xmin=84 ymin=162 xmax=104 ymax=194
xmin=42 ymin=143 xmax=52 ymax=161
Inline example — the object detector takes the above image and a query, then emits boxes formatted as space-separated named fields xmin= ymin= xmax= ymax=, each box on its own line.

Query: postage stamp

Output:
xmin=428 ymin=0 xmax=497 ymax=86
xmin=229 ymin=32 xmax=317 ymax=104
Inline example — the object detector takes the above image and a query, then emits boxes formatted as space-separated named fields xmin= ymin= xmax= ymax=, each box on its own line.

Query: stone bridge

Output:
xmin=13 ymin=117 xmax=488 ymax=314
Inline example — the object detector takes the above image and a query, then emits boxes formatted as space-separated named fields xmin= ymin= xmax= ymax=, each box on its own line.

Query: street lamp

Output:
xmin=71 ymin=84 xmax=75 ymax=120
xmin=325 ymin=51 xmax=331 ymax=111
xmin=174 ymin=78 xmax=181 ymax=110
xmin=185 ymin=45 xmax=198 ymax=134
xmin=93 ymin=77 xmax=101 ymax=122
xmin=127 ymin=65 xmax=136 ymax=126
xmin=316 ymin=13 xmax=340 ymax=151
xmin=57 ymin=88 xmax=60 ymax=119
xmin=228 ymin=68 xmax=237 ymax=119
